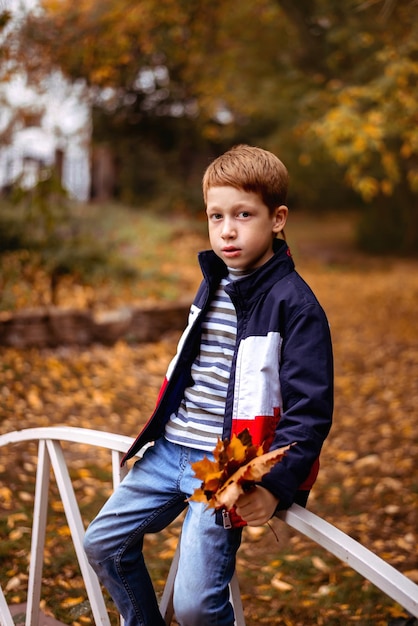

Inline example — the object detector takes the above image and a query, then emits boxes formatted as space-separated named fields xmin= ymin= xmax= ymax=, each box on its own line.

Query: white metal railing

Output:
xmin=0 ymin=427 xmax=244 ymax=626
xmin=0 ymin=427 xmax=132 ymax=626
xmin=0 ymin=427 xmax=417 ymax=626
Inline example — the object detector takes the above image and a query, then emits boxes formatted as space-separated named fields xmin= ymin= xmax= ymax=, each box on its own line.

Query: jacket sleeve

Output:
xmin=261 ymin=300 xmax=333 ymax=509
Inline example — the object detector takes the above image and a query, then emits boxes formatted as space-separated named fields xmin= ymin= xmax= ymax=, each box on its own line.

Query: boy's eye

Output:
xmin=210 ymin=213 xmax=223 ymax=220
xmin=238 ymin=211 xmax=251 ymax=218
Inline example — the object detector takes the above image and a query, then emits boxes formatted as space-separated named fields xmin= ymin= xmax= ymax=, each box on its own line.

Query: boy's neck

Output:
xmin=227 ymin=266 xmax=257 ymax=281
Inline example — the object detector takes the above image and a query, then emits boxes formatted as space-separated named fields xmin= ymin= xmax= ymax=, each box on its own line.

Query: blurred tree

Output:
xmin=277 ymin=0 xmax=418 ymax=252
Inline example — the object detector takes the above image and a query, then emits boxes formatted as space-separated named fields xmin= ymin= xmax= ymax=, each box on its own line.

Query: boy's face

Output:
xmin=206 ymin=186 xmax=287 ymax=271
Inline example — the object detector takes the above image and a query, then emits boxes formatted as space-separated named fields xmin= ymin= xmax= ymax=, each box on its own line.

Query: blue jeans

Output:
xmin=84 ymin=437 xmax=242 ymax=626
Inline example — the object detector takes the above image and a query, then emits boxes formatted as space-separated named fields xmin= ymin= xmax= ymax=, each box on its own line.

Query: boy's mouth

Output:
xmin=222 ymin=246 xmax=241 ymax=257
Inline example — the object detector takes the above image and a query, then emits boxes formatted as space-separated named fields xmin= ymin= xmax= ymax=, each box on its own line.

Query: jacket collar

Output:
xmin=198 ymin=239 xmax=295 ymax=302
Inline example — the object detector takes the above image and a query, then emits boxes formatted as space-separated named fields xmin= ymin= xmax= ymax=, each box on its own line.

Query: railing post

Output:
xmin=0 ymin=586 xmax=14 ymax=626
xmin=111 ymin=449 xmax=128 ymax=489
xmin=25 ymin=439 xmax=51 ymax=626
xmin=229 ymin=572 xmax=246 ymax=626
xmin=46 ymin=439 xmax=111 ymax=626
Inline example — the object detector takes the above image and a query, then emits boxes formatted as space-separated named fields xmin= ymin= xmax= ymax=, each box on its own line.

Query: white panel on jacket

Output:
xmin=232 ymin=331 xmax=283 ymax=420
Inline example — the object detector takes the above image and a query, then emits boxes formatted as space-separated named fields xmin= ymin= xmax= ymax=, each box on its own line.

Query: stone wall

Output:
xmin=0 ymin=300 xmax=191 ymax=348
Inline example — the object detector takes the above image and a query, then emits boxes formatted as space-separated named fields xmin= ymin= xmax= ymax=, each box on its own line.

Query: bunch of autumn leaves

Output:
xmin=189 ymin=428 xmax=291 ymax=511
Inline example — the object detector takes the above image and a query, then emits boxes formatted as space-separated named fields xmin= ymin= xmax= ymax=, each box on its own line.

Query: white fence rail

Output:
xmin=0 ymin=427 xmax=417 ymax=626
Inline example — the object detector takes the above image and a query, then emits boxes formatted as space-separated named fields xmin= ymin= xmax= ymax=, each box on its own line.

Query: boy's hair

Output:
xmin=202 ymin=144 xmax=289 ymax=213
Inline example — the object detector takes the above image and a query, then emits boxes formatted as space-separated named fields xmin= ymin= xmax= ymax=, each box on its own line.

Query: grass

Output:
xmin=0 ymin=201 xmax=208 ymax=312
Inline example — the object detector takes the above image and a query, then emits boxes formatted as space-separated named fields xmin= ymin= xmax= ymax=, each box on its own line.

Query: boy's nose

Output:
xmin=221 ymin=219 xmax=236 ymax=239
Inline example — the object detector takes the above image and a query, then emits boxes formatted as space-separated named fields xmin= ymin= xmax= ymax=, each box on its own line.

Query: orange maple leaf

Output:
xmin=212 ymin=445 xmax=291 ymax=510
xmin=189 ymin=429 xmax=293 ymax=510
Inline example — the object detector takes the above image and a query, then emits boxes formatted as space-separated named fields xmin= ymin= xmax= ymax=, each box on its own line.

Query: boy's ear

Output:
xmin=272 ymin=205 xmax=288 ymax=234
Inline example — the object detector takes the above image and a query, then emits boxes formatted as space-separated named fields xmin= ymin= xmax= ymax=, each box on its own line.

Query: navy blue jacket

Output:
xmin=123 ymin=239 xmax=333 ymax=510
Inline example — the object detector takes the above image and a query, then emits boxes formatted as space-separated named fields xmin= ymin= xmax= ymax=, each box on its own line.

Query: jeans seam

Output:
xmin=176 ymin=445 xmax=191 ymax=491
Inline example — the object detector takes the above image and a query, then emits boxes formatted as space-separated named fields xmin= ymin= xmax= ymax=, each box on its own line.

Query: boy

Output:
xmin=84 ymin=145 xmax=333 ymax=626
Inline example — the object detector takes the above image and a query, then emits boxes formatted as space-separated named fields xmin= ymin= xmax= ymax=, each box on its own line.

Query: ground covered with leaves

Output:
xmin=0 ymin=210 xmax=417 ymax=625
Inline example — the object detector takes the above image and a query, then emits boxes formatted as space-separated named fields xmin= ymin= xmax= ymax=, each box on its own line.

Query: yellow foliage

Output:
xmin=298 ymin=153 xmax=311 ymax=166
xmin=363 ymin=122 xmax=383 ymax=142
xmin=7 ymin=512 xmax=29 ymax=528
xmin=8 ymin=529 xmax=25 ymax=541
xmin=58 ymin=525 xmax=72 ymax=537
xmin=224 ymin=435 xmax=248 ymax=464
xmin=76 ymin=468 xmax=93 ymax=479
xmin=353 ymin=136 xmax=367 ymax=153
xmin=271 ymin=573 xmax=293 ymax=592
xmin=60 ymin=596 xmax=84 ymax=608
xmin=355 ymin=176 xmax=380 ymax=202
xmin=0 ymin=487 xmax=14 ymax=507
xmin=381 ymin=152 xmax=400 ymax=182
xmin=400 ymin=142 xmax=413 ymax=159
xmin=190 ymin=433 xmax=290 ymax=510
xmin=51 ymin=500 xmax=65 ymax=513
xmin=380 ymin=179 xmax=393 ymax=196
xmin=407 ymin=169 xmax=418 ymax=193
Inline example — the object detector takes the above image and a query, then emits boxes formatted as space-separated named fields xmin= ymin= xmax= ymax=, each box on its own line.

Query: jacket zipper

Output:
xmin=222 ymin=509 xmax=232 ymax=529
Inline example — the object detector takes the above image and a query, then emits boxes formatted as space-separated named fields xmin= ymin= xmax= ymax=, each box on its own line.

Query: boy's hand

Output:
xmin=235 ymin=486 xmax=279 ymax=526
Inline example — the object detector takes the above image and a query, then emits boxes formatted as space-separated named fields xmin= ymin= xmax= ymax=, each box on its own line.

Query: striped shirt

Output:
xmin=165 ymin=268 xmax=249 ymax=451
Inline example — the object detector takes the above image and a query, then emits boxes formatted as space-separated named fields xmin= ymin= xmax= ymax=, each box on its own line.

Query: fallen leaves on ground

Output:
xmin=0 ymin=215 xmax=417 ymax=625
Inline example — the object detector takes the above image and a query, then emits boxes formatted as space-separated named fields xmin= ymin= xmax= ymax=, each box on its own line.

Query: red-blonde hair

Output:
xmin=202 ymin=144 xmax=289 ymax=214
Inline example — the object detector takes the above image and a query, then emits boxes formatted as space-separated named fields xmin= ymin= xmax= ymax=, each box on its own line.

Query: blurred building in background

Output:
xmin=0 ymin=0 xmax=91 ymax=201
xmin=0 ymin=74 xmax=91 ymax=201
